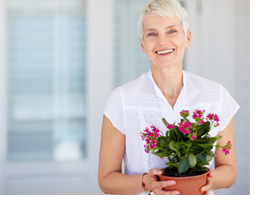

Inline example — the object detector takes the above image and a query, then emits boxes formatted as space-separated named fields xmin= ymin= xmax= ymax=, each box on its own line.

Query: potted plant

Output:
xmin=141 ymin=109 xmax=232 ymax=195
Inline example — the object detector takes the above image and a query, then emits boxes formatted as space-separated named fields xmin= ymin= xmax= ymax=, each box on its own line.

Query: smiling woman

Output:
xmin=98 ymin=0 xmax=240 ymax=195
xmin=140 ymin=15 xmax=191 ymax=73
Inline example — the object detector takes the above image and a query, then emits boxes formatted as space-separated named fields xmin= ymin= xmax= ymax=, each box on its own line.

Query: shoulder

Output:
xmin=106 ymin=71 xmax=153 ymax=105
xmin=184 ymin=71 xmax=221 ymax=94
xmin=115 ymin=71 xmax=153 ymax=94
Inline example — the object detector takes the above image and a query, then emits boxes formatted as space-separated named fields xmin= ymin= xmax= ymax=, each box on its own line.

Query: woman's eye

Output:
xmin=148 ymin=33 xmax=156 ymax=36
xmin=169 ymin=30 xmax=176 ymax=34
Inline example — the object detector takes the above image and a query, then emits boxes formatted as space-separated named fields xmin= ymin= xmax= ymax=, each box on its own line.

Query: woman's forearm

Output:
xmin=99 ymin=172 xmax=144 ymax=195
xmin=211 ymin=164 xmax=237 ymax=190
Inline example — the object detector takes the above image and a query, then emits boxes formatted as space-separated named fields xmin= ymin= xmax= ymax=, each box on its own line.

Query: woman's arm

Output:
xmin=201 ymin=117 xmax=237 ymax=193
xmin=98 ymin=115 xmax=144 ymax=194
xmin=98 ymin=115 xmax=179 ymax=195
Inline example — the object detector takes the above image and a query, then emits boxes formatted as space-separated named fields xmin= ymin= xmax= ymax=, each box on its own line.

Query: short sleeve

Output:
xmin=103 ymin=87 xmax=126 ymax=135
xmin=219 ymin=85 xmax=240 ymax=132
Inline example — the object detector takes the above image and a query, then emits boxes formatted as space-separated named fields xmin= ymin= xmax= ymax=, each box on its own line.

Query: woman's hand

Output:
xmin=201 ymin=171 xmax=213 ymax=195
xmin=144 ymin=168 xmax=180 ymax=195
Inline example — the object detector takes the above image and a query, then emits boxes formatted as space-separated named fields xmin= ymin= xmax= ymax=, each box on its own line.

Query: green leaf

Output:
xmin=206 ymin=152 xmax=215 ymax=162
xmin=188 ymin=153 xmax=197 ymax=168
xmin=174 ymin=128 xmax=182 ymax=141
xmin=194 ymin=143 xmax=213 ymax=152
xmin=180 ymin=148 xmax=189 ymax=155
xmin=162 ymin=118 xmax=169 ymax=126
xmin=178 ymin=155 xmax=190 ymax=173
xmin=197 ymin=152 xmax=214 ymax=164
xmin=197 ymin=153 xmax=207 ymax=163
xmin=169 ymin=140 xmax=176 ymax=151
xmin=157 ymin=136 xmax=168 ymax=147
xmin=169 ymin=129 xmax=175 ymax=141
xmin=165 ymin=162 xmax=178 ymax=169
xmin=196 ymin=122 xmax=211 ymax=137
xmin=153 ymin=152 xmax=168 ymax=158
xmin=190 ymin=145 xmax=204 ymax=154
xmin=203 ymin=122 xmax=211 ymax=133
xmin=175 ymin=142 xmax=182 ymax=150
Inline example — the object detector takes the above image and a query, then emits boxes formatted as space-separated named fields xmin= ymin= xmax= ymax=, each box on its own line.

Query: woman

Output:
xmin=98 ymin=0 xmax=239 ymax=195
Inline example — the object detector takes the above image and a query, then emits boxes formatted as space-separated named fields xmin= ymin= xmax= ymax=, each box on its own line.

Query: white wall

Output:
xmin=86 ymin=0 xmax=114 ymax=192
xmin=185 ymin=0 xmax=250 ymax=195
xmin=0 ymin=0 xmax=7 ymax=194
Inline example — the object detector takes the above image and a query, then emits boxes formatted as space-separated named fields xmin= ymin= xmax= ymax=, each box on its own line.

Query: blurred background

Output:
xmin=0 ymin=0 xmax=250 ymax=195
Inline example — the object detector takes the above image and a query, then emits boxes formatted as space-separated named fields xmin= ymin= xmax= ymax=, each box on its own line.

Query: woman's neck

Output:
xmin=151 ymin=66 xmax=183 ymax=108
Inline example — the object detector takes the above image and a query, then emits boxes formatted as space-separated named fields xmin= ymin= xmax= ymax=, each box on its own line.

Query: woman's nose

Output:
xmin=158 ymin=35 xmax=169 ymax=46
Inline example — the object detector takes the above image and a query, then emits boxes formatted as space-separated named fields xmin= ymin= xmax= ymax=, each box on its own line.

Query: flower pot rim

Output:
xmin=160 ymin=167 xmax=210 ymax=180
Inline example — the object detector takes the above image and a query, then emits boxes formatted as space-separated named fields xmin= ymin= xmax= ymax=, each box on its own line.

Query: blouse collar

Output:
xmin=147 ymin=69 xmax=187 ymax=104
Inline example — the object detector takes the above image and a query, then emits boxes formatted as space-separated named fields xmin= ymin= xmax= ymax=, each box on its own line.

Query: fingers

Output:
xmin=151 ymin=179 xmax=176 ymax=189
xmin=201 ymin=172 xmax=213 ymax=194
xmin=148 ymin=168 xmax=163 ymax=176
xmin=152 ymin=180 xmax=179 ymax=195
xmin=148 ymin=168 xmax=180 ymax=195
xmin=154 ymin=187 xmax=180 ymax=195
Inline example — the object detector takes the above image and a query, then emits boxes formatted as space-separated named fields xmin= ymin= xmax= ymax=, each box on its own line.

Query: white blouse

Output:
xmin=103 ymin=70 xmax=240 ymax=195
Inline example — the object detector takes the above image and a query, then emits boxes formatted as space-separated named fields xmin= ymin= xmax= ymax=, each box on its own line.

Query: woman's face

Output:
xmin=141 ymin=15 xmax=191 ymax=70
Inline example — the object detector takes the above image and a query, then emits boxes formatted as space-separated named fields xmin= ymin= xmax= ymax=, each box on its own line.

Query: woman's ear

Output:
xmin=185 ymin=30 xmax=191 ymax=47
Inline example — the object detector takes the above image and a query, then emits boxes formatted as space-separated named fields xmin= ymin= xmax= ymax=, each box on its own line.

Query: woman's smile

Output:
xmin=155 ymin=48 xmax=175 ymax=55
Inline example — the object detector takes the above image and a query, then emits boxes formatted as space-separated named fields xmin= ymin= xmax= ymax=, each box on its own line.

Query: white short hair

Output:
xmin=137 ymin=0 xmax=189 ymax=43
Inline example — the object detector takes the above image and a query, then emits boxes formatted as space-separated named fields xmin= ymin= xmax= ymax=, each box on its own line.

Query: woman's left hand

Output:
xmin=201 ymin=170 xmax=213 ymax=195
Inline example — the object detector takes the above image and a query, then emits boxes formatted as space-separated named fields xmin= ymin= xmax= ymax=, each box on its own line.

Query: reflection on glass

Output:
xmin=114 ymin=0 xmax=150 ymax=87
xmin=7 ymin=0 xmax=87 ymax=162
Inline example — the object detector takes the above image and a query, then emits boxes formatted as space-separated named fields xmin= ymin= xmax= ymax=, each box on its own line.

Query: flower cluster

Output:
xmin=166 ymin=124 xmax=175 ymax=130
xmin=192 ymin=109 xmax=205 ymax=125
xmin=180 ymin=110 xmax=190 ymax=119
xmin=206 ymin=113 xmax=220 ymax=127
xmin=178 ymin=120 xmax=192 ymax=134
xmin=141 ymin=126 xmax=160 ymax=153
xmin=222 ymin=141 xmax=232 ymax=155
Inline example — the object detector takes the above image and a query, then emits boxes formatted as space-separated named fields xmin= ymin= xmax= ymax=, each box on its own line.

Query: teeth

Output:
xmin=156 ymin=49 xmax=174 ymax=54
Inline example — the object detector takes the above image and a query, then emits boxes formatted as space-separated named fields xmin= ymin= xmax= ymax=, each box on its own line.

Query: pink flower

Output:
xmin=206 ymin=113 xmax=220 ymax=127
xmin=141 ymin=125 xmax=161 ymax=153
xmin=206 ymin=113 xmax=214 ymax=120
xmin=178 ymin=120 xmax=192 ymax=134
xmin=192 ymin=109 xmax=205 ymax=124
xmin=191 ymin=134 xmax=197 ymax=140
xmin=222 ymin=148 xmax=229 ymax=155
xmin=180 ymin=110 xmax=190 ymax=118
xmin=167 ymin=124 xmax=175 ymax=130
xmin=222 ymin=141 xmax=232 ymax=155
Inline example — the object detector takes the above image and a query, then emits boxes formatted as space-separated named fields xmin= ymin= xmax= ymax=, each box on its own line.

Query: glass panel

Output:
xmin=114 ymin=0 xmax=150 ymax=88
xmin=7 ymin=0 xmax=87 ymax=162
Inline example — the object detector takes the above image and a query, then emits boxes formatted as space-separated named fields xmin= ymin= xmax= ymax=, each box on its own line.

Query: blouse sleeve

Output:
xmin=218 ymin=85 xmax=240 ymax=132
xmin=103 ymin=87 xmax=126 ymax=135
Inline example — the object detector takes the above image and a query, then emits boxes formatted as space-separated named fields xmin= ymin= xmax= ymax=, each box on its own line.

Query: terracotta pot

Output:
xmin=158 ymin=168 xmax=209 ymax=195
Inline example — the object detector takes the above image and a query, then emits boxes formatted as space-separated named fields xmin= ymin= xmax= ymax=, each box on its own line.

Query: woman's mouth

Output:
xmin=155 ymin=49 xmax=175 ymax=55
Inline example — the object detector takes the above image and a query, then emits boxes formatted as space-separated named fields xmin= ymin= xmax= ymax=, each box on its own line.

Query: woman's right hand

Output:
xmin=144 ymin=168 xmax=180 ymax=195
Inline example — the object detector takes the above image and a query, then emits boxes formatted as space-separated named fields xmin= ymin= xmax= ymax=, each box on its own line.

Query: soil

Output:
xmin=165 ymin=167 xmax=206 ymax=177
